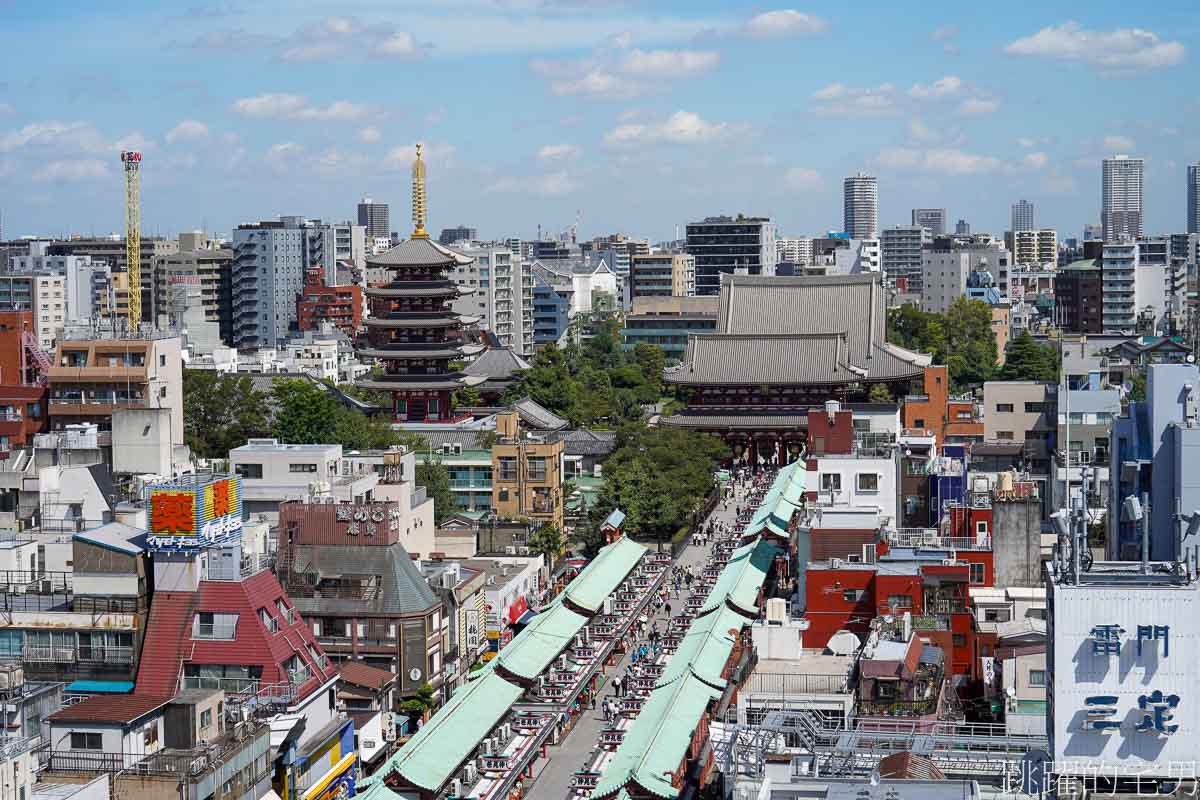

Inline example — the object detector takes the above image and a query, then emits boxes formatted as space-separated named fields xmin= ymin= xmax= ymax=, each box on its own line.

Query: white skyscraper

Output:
xmin=1101 ymin=155 xmax=1144 ymax=242
xmin=843 ymin=173 xmax=878 ymax=239
xmin=1011 ymin=199 xmax=1035 ymax=233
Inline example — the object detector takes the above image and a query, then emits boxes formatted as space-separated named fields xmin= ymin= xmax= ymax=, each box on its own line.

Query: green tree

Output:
xmin=182 ymin=370 xmax=270 ymax=458
xmin=868 ymin=383 xmax=893 ymax=403
xmin=633 ymin=344 xmax=665 ymax=394
xmin=997 ymin=331 xmax=1059 ymax=382
xmin=452 ymin=386 xmax=483 ymax=409
xmin=944 ymin=297 xmax=997 ymax=387
xmin=1129 ymin=370 xmax=1147 ymax=402
xmin=887 ymin=304 xmax=947 ymax=362
xmin=416 ymin=458 xmax=455 ymax=524
xmin=270 ymin=379 xmax=343 ymax=445
xmin=398 ymin=682 xmax=435 ymax=722
xmin=527 ymin=523 xmax=566 ymax=563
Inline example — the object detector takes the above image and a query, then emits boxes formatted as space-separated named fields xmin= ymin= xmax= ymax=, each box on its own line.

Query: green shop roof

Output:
xmin=384 ymin=671 xmax=523 ymax=791
xmin=700 ymin=538 xmax=781 ymax=618
xmin=593 ymin=672 xmax=722 ymax=799
xmin=491 ymin=602 xmax=588 ymax=680
xmin=745 ymin=461 xmax=805 ymax=538
xmin=562 ymin=535 xmax=647 ymax=613
xmin=656 ymin=605 xmax=747 ymax=690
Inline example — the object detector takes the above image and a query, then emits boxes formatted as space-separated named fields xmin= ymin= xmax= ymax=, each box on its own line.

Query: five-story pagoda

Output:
xmin=357 ymin=144 xmax=484 ymax=421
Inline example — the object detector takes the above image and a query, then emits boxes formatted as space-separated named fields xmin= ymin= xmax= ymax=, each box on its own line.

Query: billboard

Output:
xmin=145 ymin=475 xmax=243 ymax=551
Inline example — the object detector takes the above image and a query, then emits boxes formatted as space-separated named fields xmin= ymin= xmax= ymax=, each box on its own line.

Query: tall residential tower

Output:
xmin=1188 ymin=163 xmax=1200 ymax=234
xmin=357 ymin=197 xmax=390 ymax=239
xmin=843 ymin=173 xmax=878 ymax=239
xmin=1011 ymin=199 xmax=1035 ymax=233
xmin=1101 ymin=155 xmax=1144 ymax=241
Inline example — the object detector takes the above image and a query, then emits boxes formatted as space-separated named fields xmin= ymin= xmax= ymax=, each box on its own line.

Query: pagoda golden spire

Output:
xmin=411 ymin=142 xmax=428 ymax=239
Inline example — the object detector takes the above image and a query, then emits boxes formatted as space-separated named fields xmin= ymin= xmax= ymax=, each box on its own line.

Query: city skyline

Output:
xmin=1 ymin=1 xmax=1198 ymax=242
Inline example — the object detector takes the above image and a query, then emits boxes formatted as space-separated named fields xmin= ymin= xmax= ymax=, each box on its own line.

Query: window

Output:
xmin=857 ymin=473 xmax=879 ymax=492
xmin=498 ymin=457 xmax=518 ymax=482
xmin=194 ymin=612 xmax=239 ymax=640
xmin=289 ymin=463 xmax=318 ymax=473
xmin=200 ymin=708 xmax=212 ymax=729
xmin=821 ymin=473 xmax=842 ymax=492
xmin=527 ymin=457 xmax=547 ymax=481
xmin=159 ymin=354 xmax=166 ymax=367
xmin=70 ymin=732 xmax=102 ymax=751
xmin=969 ymin=562 xmax=985 ymax=584
xmin=235 ymin=463 xmax=263 ymax=479
xmin=852 ymin=419 xmax=871 ymax=432
xmin=842 ymin=589 xmax=863 ymax=602
xmin=913 ymin=418 xmax=926 ymax=429
xmin=143 ymin=723 xmax=158 ymax=747
xmin=1025 ymin=401 xmax=1051 ymax=413
xmin=995 ymin=403 xmax=1014 ymax=412
xmin=995 ymin=431 xmax=1014 ymax=440
xmin=984 ymin=608 xmax=1012 ymax=623
xmin=887 ymin=594 xmax=912 ymax=609
xmin=259 ymin=608 xmax=278 ymax=633
xmin=1028 ymin=669 xmax=1046 ymax=688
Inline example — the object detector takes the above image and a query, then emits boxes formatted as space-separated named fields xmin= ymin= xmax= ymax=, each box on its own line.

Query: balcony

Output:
xmin=886 ymin=528 xmax=991 ymax=550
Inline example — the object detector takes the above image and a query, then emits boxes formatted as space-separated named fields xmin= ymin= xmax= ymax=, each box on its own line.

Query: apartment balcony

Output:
xmin=49 ymin=396 xmax=152 ymax=417
xmin=48 ymin=365 xmax=149 ymax=383
xmin=886 ymin=528 xmax=991 ymax=551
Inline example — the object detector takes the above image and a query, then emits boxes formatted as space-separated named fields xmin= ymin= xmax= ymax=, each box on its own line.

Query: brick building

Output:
xmin=297 ymin=266 xmax=363 ymax=335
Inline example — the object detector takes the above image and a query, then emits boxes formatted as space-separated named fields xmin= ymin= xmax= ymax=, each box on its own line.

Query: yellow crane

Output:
xmin=120 ymin=150 xmax=142 ymax=330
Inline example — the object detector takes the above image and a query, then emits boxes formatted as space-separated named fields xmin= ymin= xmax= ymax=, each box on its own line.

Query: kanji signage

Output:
xmin=145 ymin=475 xmax=243 ymax=551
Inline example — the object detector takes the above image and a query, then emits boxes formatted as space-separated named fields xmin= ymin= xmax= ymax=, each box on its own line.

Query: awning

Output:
xmin=66 ymin=680 xmax=135 ymax=694
xmin=514 ymin=609 xmax=538 ymax=625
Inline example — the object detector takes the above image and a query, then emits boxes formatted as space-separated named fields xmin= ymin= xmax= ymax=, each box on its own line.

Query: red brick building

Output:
xmin=901 ymin=365 xmax=983 ymax=446
xmin=297 ymin=266 xmax=363 ymax=335
xmin=0 ymin=311 xmax=48 ymax=452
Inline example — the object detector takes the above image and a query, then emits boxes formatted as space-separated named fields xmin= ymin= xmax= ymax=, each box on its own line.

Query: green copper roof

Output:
xmin=562 ymin=535 xmax=647 ymax=613
xmin=354 ymin=776 xmax=406 ymax=800
xmin=491 ymin=602 xmax=588 ymax=680
xmin=593 ymin=672 xmax=722 ymax=799
xmin=656 ymin=605 xmax=747 ymax=690
xmin=385 ymin=671 xmax=523 ymax=791
xmin=745 ymin=461 xmax=805 ymax=538
xmin=700 ymin=538 xmax=781 ymax=617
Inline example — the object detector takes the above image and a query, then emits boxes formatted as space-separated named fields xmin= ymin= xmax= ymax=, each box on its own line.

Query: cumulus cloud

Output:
xmin=930 ymin=24 xmax=959 ymax=54
xmin=959 ymin=97 xmax=999 ymax=115
xmin=620 ymin=49 xmax=720 ymax=78
xmin=1005 ymin=22 xmax=1185 ymax=71
xmin=908 ymin=75 xmax=963 ymax=99
xmin=1023 ymin=151 xmax=1049 ymax=169
xmin=165 ymin=119 xmax=210 ymax=144
xmin=877 ymin=147 xmax=1000 ymax=175
xmin=783 ymin=167 xmax=822 ymax=190
xmin=537 ymin=143 xmax=581 ymax=161
xmin=742 ymin=9 xmax=827 ymax=38
xmin=811 ymin=83 xmax=895 ymax=116
xmin=603 ymin=110 xmax=741 ymax=146
xmin=488 ymin=170 xmax=576 ymax=196
xmin=192 ymin=16 xmax=426 ymax=63
xmin=265 ymin=142 xmax=303 ymax=171
xmin=33 ymin=158 xmax=109 ymax=182
xmin=384 ymin=142 xmax=456 ymax=170
xmin=231 ymin=94 xmax=377 ymax=121
xmin=372 ymin=32 xmax=424 ymax=59
xmin=908 ymin=119 xmax=939 ymax=143
xmin=0 ymin=120 xmax=143 ymax=157
xmin=1103 ymin=134 xmax=1136 ymax=151
xmin=358 ymin=126 xmax=382 ymax=144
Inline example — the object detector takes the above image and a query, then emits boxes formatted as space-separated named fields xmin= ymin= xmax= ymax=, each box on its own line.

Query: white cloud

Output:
xmin=547 ymin=70 xmax=636 ymax=99
xmin=384 ymin=142 xmax=457 ymax=170
xmin=372 ymin=32 xmax=423 ymax=59
xmin=1005 ymin=22 xmax=1185 ymax=72
xmin=783 ymin=167 xmax=821 ymax=190
xmin=620 ymin=49 xmax=720 ymax=78
xmin=603 ymin=111 xmax=740 ymax=146
xmin=743 ymin=9 xmax=827 ymax=38
xmin=908 ymin=75 xmax=963 ymax=99
xmin=231 ymin=94 xmax=376 ymax=121
xmin=0 ymin=120 xmax=144 ymax=158
xmin=1023 ymin=151 xmax=1049 ymax=169
xmin=265 ymin=142 xmax=303 ymax=171
xmin=1017 ymin=136 xmax=1037 ymax=148
xmin=165 ymin=119 xmax=210 ymax=144
xmin=358 ymin=126 xmax=382 ymax=144
xmin=876 ymin=147 xmax=1000 ymax=175
xmin=811 ymin=83 xmax=895 ymax=115
xmin=959 ymin=97 xmax=999 ymax=115
xmin=930 ymin=24 xmax=958 ymax=41
xmin=1103 ymin=134 xmax=1136 ymax=151
xmin=537 ymin=143 xmax=581 ymax=161
xmin=608 ymin=31 xmax=633 ymax=49
xmin=271 ymin=16 xmax=426 ymax=63
xmin=33 ymin=158 xmax=109 ymax=182
xmin=489 ymin=170 xmax=576 ymax=196
xmin=908 ymin=119 xmax=939 ymax=143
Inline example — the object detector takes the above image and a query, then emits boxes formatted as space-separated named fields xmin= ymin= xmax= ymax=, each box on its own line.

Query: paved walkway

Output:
xmin=527 ymin=478 xmax=760 ymax=800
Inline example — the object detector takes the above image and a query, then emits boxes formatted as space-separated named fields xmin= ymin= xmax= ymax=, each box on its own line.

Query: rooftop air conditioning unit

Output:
xmin=464 ymin=764 xmax=479 ymax=785
xmin=830 ymin=558 xmax=843 ymax=569
xmin=505 ymin=546 xmax=516 ymax=556
xmin=451 ymin=778 xmax=463 ymax=798
xmin=942 ymin=559 xmax=958 ymax=567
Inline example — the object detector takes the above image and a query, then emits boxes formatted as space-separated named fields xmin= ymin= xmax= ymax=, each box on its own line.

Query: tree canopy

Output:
xmin=183 ymin=370 xmax=270 ymax=459
xmin=416 ymin=458 xmax=454 ymax=525
xmin=888 ymin=298 xmax=998 ymax=390
xmin=996 ymin=331 xmax=1059 ymax=382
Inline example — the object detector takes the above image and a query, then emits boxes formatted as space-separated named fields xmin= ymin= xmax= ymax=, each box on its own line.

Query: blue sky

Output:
xmin=1 ymin=1 xmax=1197 ymax=243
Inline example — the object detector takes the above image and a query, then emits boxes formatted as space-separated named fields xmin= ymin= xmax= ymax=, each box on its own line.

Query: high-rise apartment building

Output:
xmin=453 ymin=243 xmax=534 ymax=355
xmin=843 ymin=173 xmax=878 ymax=239
xmin=685 ymin=216 xmax=777 ymax=295
xmin=1100 ymin=239 xmax=1186 ymax=333
xmin=1188 ymin=164 xmax=1200 ymax=234
xmin=152 ymin=246 xmax=234 ymax=345
xmin=1011 ymin=229 xmax=1058 ymax=267
xmin=1011 ymin=199 xmax=1035 ymax=233
xmin=1083 ymin=223 xmax=1103 ymax=242
xmin=231 ymin=216 xmax=339 ymax=349
xmin=9 ymin=243 xmax=111 ymax=325
xmin=911 ymin=208 xmax=946 ymax=236
xmin=881 ymin=225 xmax=931 ymax=287
xmin=356 ymin=197 xmax=390 ymax=239
xmin=332 ymin=223 xmax=366 ymax=268
xmin=1101 ymin=155 xmax=1144 ymax=241
xmin=955 ymin=219 xmax=970 ymax=235
xmin=775 ymin=237 xmax=813 ymax=266
xmin=439 ymin=226 xmax=478 ymax=245
xmin=629 ymin=253 xmax=696 ymax=299
xmin=0 ymin=274 xmax=66 ymax=351
xmin=46 ymin=237 xmax=178 ymax=325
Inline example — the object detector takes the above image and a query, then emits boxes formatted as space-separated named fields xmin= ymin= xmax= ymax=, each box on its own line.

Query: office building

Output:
xmin=439 ymin=225 xmax=477 ymax=245
xmin=1189 ymin=163 xmax=1200 ymax=234
xmin=685 ymin=216 xmax=777 ymax=295
xmin=628 ymin=253 xmax=695 ymax=299
xmin=231 ymin=216 xmax=338 ymax=349
xmin=1011 ymin=199 xmax=1035 ymax=233
xmin=1101 ymin=154 xmax=1144 ymax=241
xmin=920 ymin=234 xmax=1011 ymax=306
xmin=151 ymin=245 xmax=234 ymax=345
xmin=955 ymin=219 xmax=970 ymax=235
xmin=1010 ymin=229 xmax=1058 ymax=267
xmin=1055 ymin=259 xmax=1104 ymax=334
xmin=8 ymin=243 xmax=110 ymax=325
xmin=881 ymin=225 xmax=931 ymax=287
xmin=453 ymin=243 xmax=534 ymax=355
xmin=619 ymin=296 xmax=718 ymax=360
xmin=843 ymin=173 xmax=878 ymax=239
xmin=531 ymin=271 xmax=570 ymax=348
xmin=333 ymin=222 xmax=367 ymax=268
xmin=46 ymin=237 xmax=178 ymax=326
xmin=911 ymin=208 xmax=947 ymax=236
xmin=357 ymin=197 xmax=390 ymax=239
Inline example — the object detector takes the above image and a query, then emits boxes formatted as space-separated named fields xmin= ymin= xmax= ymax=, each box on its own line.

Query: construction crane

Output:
xmin=120 ymin=150 xmax=142 ymax=330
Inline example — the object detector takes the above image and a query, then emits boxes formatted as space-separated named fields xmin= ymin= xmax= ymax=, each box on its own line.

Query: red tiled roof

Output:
xmin=338 ymin=661 xmax=395 ymax=691
xmin=135 ymin=571 xmax=337 ymax=701
xmin=49 ymin=695 xmax=169 ymax=725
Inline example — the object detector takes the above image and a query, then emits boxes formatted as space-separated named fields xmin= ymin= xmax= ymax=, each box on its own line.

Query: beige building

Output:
xmin=152 ymin=246 xmax=234 ymax=342
xmin=630 ymin=253 xmax=696 ymax=298
xmin=1010 ymin=229 xmax=1058 ymax=267
xmin=982 ymin=381 xmax=1056 ymax=444
xmin=992 ymin=304 xmax=1011 ymax=365
xmin=491 ymin=410 xmax=564 ymax=533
